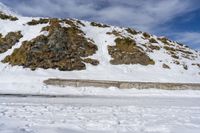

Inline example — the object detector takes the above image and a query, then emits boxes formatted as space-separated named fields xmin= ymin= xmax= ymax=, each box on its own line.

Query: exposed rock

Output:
xmin=149 ymin=38 xmax=158 ymax=43
xmin=192 ymin=63 xmax=200 ymax=69
xmin=62 ymin=19 xmax=79 ymax=27
xmin=143 ymin=32 xmax=151 ymax=39
xmin=177 ymin=49 xmax=193 ymax=55
xmin=126 ymin=28 xmax=137 ymax=35
xmin=158 ymin=37 xmax=170 ymax=45
xmin=183 ymin=64 xmax=188 ymax=70
xmin=0 ymin=31 xmax=23 ymax=53
xmin=164 ymin=46 xmax=175 ymax=52
xmin=0 ymin=11 xmax=18 ymax=21
xmin=106 ymin=30 xmax=124 ymax=38
xmin=177 ymin=42 xmax=190 ymax=48
xmin=91 ymin=22 xmax=109 ymax=28
xmin=75 ymin=20 xmax=85 ymax=27
xmin=163 ymin=64 xmax=170 ymax=69
xmin=82 ymin=58 xmax=99 ymax=66
xmin=174 ymin=60 xmax=180 ymax=65
xmin=27 ymin=18 xmax=49 ymax=25
xmin=171 ymin=54 xmax=179 ymax=59
xmin=108 ymin=37 xmax=155 ymax=65
xmin=163 ymin=42 xmax=195 ymax=61
xmin=3 ymin=19 xmax=98 ymax=71
xmin=148 ymin=44 xmax=160 ymax=51
xmin=198 ymin=64 xmax=200 ymax=68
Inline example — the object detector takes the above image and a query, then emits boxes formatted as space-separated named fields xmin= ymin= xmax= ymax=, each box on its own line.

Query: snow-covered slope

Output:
xmin=0 ymin=2 xmax=200 ymax=93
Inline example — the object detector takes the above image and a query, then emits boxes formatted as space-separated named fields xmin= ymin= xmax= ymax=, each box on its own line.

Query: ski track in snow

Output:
xmin=0 ymin=96 xmax=200 ymax=133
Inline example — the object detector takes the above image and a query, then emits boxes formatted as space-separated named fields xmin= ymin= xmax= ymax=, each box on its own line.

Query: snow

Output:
xmin=0 ymin=3 xmax=200 ymax=133
xmin=0 ymin=94 xmax=200 ymax=133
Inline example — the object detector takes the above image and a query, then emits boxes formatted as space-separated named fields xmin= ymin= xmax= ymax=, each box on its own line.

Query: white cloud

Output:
xmin=174 ymin=32 xmax=200 ymax=50
xmin=2 ymin=0 xmax=198 ymax=32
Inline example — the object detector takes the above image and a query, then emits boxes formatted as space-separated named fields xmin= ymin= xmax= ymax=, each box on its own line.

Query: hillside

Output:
xmin=0 ymin=2 xmax=200 ymax=92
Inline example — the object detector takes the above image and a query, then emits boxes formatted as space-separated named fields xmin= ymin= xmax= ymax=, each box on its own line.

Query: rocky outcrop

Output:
xmin=3 ymin=19 xmax=98 ymax=71
xmin=108 ymin=37 xmax=155 ymax=65
xmin=27 ymin=18 xmax=49 ymax=25
xmin=82 ymin=58 xmax=99 ymax=66
xmin=162 ymin=64 xmax=170 ymax=69
xmin=90 ymin=22 xmax=109 ymax=28
xmin=0 ymin=31 xmax=22 ymax=53
xmin=145 ymin=44 xmax=161 ymax=51
xmin=192 ymin=63 xmax=200 ymax=69
xmin=0 ymin=11 xmax=18 ymax=21
xmin=126 ymin=28 xmax=138 ymax=35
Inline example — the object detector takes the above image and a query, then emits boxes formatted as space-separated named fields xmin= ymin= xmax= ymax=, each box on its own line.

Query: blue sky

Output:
xmin=0 ymin=0 xmax=200 ymax=50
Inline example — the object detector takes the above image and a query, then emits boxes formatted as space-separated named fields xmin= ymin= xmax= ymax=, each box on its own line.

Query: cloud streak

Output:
xmin=1 ymin=0 xmax=199 ymax=32
xmin=174 ymin=32 xmax=200 ymax=50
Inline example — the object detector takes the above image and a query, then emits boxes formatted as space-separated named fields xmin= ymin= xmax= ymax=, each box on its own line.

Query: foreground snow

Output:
xmin=0 ymin=94 xmax=200 ymax=133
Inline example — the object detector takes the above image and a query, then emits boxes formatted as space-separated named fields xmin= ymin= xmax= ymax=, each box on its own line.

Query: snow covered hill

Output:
xmin=0 ymin=2 xmax=200 ymax=92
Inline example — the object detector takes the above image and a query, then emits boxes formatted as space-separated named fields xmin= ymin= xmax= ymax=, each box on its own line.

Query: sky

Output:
xmin=0 ymin=0 xmax=200 ymax=50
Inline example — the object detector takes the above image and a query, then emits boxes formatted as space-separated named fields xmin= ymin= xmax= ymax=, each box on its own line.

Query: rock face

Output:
xmin=0 ymin=11 xmax=18 ymax=21
xmin=162 ymin=64 xmax=170 ymax=69
xmin=27 ymin=18 xmax=49 ymax=25
xmin=90 ymin=22 xmax=110 ymax=28
xmin=3 ymin=19 xmax=98 ymax=71
xmin=0 ymin=31 xmax=22 ymax=53
xmin=108 ymin=37 xmax=155 ymax=65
